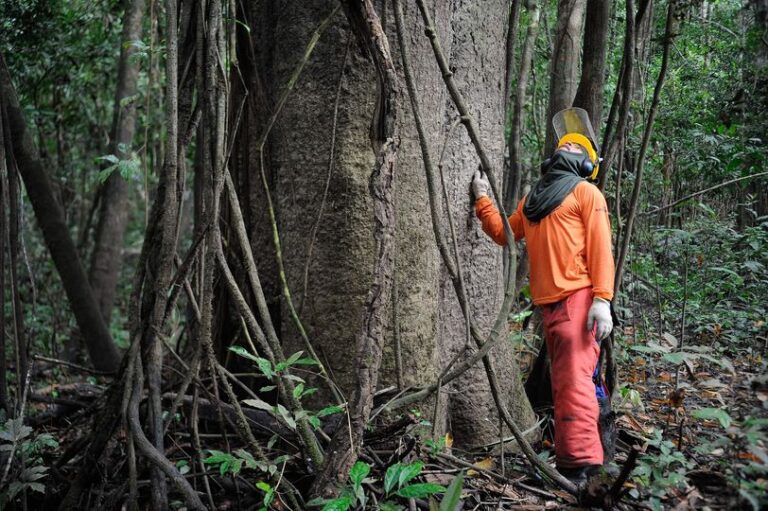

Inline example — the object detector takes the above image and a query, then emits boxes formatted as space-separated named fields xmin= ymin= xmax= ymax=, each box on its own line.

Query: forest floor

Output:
xmin=14 ymin=330 xmax=768 ymax=510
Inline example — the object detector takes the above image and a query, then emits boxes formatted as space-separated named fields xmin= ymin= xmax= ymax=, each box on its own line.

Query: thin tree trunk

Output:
xmin=544 ymin=0 xmax=587 ymax=154
xmin=89 ymin=0 xmax=146 ymax=324
xmin=658 ymin=147 xmax=675 ymax=227
xmin=598 ymin=0 xmax=651 ymax=189
xmin=0 ymin=102 xmax=8 ymax=412
xmin=6 ymin=134 xmax=26 ymax=405
xmin=0 ymin=53 xmax=121 ymax=373
xmin=614 ymin=2 xmax=677 ymax=293
xmin=501 ymin=0 xmax=521 ymax=203
xmin=573 ymin=0 xmax=611 ymax=135
xmin=505 ymin=0 xmax=541 ymax=212
xmin=504 ymin=0 xmax=522 ymax=114
xmin=124 ymin=0 xmax=182 ymax=506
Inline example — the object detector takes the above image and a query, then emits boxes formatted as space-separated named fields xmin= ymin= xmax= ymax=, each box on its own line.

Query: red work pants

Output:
xmin=541 ymin=287 xmax=603 ymax=468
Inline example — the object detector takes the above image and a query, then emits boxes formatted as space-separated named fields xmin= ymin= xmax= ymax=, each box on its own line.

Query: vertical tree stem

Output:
xmin=614 ymin=2 xmax=677 ymax=292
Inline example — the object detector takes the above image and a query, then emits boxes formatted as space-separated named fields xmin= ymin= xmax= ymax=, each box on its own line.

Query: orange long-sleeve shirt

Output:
xmin=476 ymin=181 xmax=615 ymax=305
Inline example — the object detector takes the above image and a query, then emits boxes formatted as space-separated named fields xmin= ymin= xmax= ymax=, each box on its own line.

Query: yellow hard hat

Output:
xmin=557 ymin=133 xmax=600 ymax=180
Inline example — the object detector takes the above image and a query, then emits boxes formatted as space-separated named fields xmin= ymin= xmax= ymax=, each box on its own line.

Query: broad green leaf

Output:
xmin=698 ymin=354 xmax=734 ymax=373
xmin=229 ymin=345 xmax=260 ymax=363
xmin=630 ymin=342 xmax=670 ymax=354
xmin=27 ymin=482 xmax=46 ymax=494
xmin=285 ymin=351 xmax=304 ymax=366
xmin=511 ymin=310 xmax=533 ymax=323
xmin=235 ymin=449 xmax=257 ymax=469
xmin=0 ymin=418 xmax=31 ymax=442
xmin=7 ymin=482 xmax=23 ymax=500
xmin=691 ymin=407 xmax=732 ymax=428
xmin=257 ymin=358 xmax=274 ymax=380
xmin=97 ymin=154 xmax=120 ymax=165
xmin=293 ymin=383 xmax=305 ymax=400
xmin=277 ymin=404 xmax=296 ymax=429
xmin=294 ymin=357 xmax=320 ymax=366
xmin=177 ymin=461 xmax=190 ymax=475
xmin=349 ymin=461 xmax=370 ymax=487
xmin=320 ymin=495 xmax=352 ymax=511
xmin=22 ymin=466 xmax=48 ymax=481
xmin=98 ymin=167 xmax=116 ymax=183
xmin=263 ymin=487 xmax=275 ymax=507
xmin=439 ymin=471 xmax=464 ymax=511
xmin=396 ymin=483 xmax=446 ymax=498
xmin=379 ymin=501 xmax=404 ymax=511
xmin=384 ymin=463 xmax=403 ymax=494
xmin=398 ymin=461 xmax=424 ymax=487
xmin=662 ymin=352 xmax=688 ymax=364
xmin=242 ymin=398 xmax=274 ymax=412
xmin=317 ymin=406 xmax=344 ymax=417
xmin=256 ymin=481 xmax=271 ymax=492
xmin=202 ymin=450 xmax=235 ymax=464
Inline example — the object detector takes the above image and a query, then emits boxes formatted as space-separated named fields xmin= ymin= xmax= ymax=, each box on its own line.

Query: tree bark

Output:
xmin=573 ymin=0 xmax=610 ymax=136
xmin=544 ymin=0 xmax=587 ymax=154
xmin=0 ymin=53 xmax=121 ymax=373
xmin=311 ymin=0 xmax=399 ymax=495
xmin=504 ymin=0 xmax=522 ymax=114
xmin=238 ymin=0 xmax=535 ymax=457
xmin=89 ymin=0 xmax=146 ymax=325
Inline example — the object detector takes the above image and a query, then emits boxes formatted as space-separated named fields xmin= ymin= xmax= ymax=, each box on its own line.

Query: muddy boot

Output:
xmin=558 ymin=465 xmax=601 ymax=487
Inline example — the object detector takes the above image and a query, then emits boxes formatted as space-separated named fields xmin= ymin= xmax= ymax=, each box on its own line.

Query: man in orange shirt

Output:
xmin=472 ymin=112 xmax=614 ymax=485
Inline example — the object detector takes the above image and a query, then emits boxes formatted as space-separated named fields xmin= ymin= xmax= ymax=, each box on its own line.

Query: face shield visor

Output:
xmin=552 ymin=107 xmax=600 ymax=154
xmin=552 ymin=107 xmax=601 ymax=180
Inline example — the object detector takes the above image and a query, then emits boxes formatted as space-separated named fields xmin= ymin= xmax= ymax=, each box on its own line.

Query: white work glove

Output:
xmin=472 ymin=170 xmax=491 ymax=199
xmin=587 ymin=297 xmax=613 ymax=340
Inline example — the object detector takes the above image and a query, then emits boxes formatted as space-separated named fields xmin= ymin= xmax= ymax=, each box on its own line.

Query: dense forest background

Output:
xmin=0 ymin=0 xmax=766 ymax=509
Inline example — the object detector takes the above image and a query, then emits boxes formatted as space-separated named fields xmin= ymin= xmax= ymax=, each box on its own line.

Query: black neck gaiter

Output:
xmin=523 ymin=151 xmax=586 ymax=223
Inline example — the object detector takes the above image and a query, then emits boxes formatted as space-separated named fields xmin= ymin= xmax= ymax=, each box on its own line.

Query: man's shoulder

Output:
xmin=573 ymin=180 xmax=604 ymax=200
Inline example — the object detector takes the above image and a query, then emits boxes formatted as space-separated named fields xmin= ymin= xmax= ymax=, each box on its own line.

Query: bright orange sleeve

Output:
xmin=575 ymin=183 xmax=615 ymax=301
xmin=474 ymin=195 xmax=525 ymax=245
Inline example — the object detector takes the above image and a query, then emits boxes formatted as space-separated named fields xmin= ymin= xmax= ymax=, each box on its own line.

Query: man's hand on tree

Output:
xmin=472 ymin=170 xmax=490 ymax=199
xmin=587 ymin=298 xmax=613 ymax=340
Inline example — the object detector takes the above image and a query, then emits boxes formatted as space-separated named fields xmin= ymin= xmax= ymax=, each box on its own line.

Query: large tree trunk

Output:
xmin=0 ymin=54 xmax=121 ymax=373
xmin=238 ymin=0 xmax=536 ymax=450
xmin=544 ymin=0 xmax=587 ymax=154
xmin=89 ymin=0 xmax=145 ymax=325
xmin=428 ymin=0 xmax=537 ymax=447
